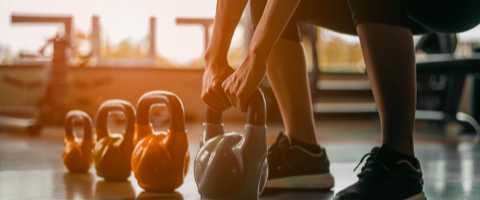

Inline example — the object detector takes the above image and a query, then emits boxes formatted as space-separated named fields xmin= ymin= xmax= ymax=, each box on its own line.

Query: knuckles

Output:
xmin=211 ymin=82 xmax=221 ymax=90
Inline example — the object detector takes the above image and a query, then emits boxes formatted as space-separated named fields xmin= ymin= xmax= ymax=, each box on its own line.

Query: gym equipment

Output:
xmin=0 ymin=106 xmax=43 ymax=136
xmin=131 ymin=91 xmax=189 ymax=192
xmin=176 ymin=18 xmax=214 ymax=51
xmin=470 ymin=46 xmax=480 ymax=125
xmin=12 ymin=14 xmax=73 ymax=126
xmin=195 ymin=90 xmax=268 ymax=200
xmin=296 ymin=23 xmax=480 ymax=136
xmin=63 ymin=110 xmax=93 ymax=173
xmin=94 ymin=100 xmax=136 ymax=181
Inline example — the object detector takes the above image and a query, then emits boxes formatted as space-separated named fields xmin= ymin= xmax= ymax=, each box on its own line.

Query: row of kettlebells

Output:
xmin=63 ymin=91 xmax=189 ymax=192
xmin=63 ymin=89 xmax=269 ymax=200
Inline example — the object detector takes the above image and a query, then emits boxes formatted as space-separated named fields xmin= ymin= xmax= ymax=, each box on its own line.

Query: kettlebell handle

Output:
xmin=205 ymin=107 xmax=223 ymax=125
xmin=205 ymin=89 xmax=266 ymax=126
xmin=136 ymin=91 xmax=186 ymax=132
xmin=96 ymin=100 xmax=136 ymax=137
xmin=65 ymin=110 xmax=93 ymax=140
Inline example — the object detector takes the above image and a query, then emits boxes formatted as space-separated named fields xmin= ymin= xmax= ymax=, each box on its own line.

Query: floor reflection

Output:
xmin=422 ymin=144 xmax=480 ymax=199
xmin=63 ymin=172 xmax=95 ymax=199
xmin=94 ymin=179 xmax=136 ymax=199
xmin=63 ymin=172 xmax=137 ymax=199
xmin=137 ymin=191 xmax=184 ymax=200
xmin=3 ymin=138 xmax=480 ymax=200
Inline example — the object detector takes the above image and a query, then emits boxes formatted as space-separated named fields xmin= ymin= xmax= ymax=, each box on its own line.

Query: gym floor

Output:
xmin=1 ymin=120 xmax=479 ymax=200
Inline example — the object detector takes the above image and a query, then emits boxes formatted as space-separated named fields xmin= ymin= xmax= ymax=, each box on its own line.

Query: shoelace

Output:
xmin=353 ymin=152 xmax=372 ymax=172
xmin=354 ymin=150 xmax=392 ymax=180
xmin=353 ymin=152 xmax=390 ymax=172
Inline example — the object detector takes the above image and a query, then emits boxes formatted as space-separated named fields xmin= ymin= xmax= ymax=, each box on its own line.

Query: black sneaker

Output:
xmin=333 ymin=144 xmax=426 ymax=200
xmin=265 ymin=132 xmax=334 ymax=189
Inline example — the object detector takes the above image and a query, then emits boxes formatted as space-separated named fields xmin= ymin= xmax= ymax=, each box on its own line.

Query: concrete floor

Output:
xmin=1 ymin=120 xmax=479 ymax=200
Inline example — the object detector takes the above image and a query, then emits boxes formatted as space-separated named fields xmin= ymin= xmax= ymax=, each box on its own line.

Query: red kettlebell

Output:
xmin=131 ymin=91 xmax=190 ymax=192
xmin=63 ymin=110 xmax=94 ymax=173
xmin=94 ymin=99 xmax=136 ymax=181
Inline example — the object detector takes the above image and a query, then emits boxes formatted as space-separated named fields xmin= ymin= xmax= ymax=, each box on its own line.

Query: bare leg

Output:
xmin=266 ymin=38 xmax=318 ymax=145
xmin=357 ymin=23 xmax=416 ymax=157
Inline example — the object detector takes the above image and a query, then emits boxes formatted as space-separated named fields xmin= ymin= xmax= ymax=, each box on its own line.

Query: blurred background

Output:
xmin=0 ymin=0 xmax=480 ymax=133
xmin=2 ymin=1 xmax=480 ymax=200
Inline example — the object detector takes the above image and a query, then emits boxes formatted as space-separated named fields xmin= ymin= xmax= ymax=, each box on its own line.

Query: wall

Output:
xmin=0 ymin=66 xmax=247 ymax=122
xmin=0 ymin=65 xmax=474 ymax=123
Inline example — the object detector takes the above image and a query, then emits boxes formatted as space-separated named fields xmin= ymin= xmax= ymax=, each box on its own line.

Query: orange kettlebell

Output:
xmin=131 ymin=91 xmax=189 ymax=192
xmin=94 ymin=99 xmax=136 ymax=181
xmin=63 ymin=110 xmax=94 ymax=173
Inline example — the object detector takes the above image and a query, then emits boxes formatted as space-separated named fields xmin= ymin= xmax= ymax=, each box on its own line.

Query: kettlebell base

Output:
xmin=102 ymin=177 xmax=129 ymax=182
xmin=138 ymin=182 xmax=181 ymax=193
xmin=67 ymin=169 xmax=90 ymax=173
xmin=65 ymin=164 xmax=91 ymax=173
xmin=201 ymin=193 xmax=259 ymax=200
xmin=141 ymin=187 xmax=176 ymax=193
xmin=96 ymin=171 xmax=131 ymax=182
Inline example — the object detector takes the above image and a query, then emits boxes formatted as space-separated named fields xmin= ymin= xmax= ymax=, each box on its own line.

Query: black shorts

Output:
xmin=251 ymin=0 xmax=480 ymax=42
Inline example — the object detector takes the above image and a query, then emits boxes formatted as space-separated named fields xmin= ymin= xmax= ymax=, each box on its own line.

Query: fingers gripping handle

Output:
xmin=136 ymin=91 xmax=186 ymax=132
xmin=96 ymin=100 xmax=136 ymax=139
xmin=205 ymin=89 xmax=266 ymax=126
xmin=65 ymin=110 xmax=93 ymax=140
xmin=202 ymin=90 xmax=266 ymax=144
xmin=205 ymin=107 xmax=223 ymax=125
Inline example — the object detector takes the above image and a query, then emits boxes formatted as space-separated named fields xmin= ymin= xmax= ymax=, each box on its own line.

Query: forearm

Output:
xmin=248 ymin=0 xmax=301 ymax=60
xmin=205 ymin=0 xmax=249 ymax=65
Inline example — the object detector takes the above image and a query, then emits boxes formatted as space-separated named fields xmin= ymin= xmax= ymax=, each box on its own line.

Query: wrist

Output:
xmin=247 ymin=47 xmax=269 ymax=65
xmin=204 ymin=47 xmax=228 ymax=68
xmin=247 ymin=44 xmax=270 ymax=62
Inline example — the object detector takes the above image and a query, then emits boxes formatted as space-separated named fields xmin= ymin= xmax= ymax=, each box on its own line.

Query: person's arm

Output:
xmin=202 ymin=0 xmax=249 ymax=113
xmin=247 ymin=0 xmax=301 ymax=60
xmin=222 ymin=0 xmax=301 ymax=112
xmin=205 ymin=0 xmax=249 ymax=63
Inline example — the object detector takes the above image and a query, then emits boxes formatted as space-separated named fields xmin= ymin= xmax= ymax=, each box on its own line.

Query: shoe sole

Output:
xmin=406 ymin=191 xmax=427 ymax=200
xmin=266 ymin=173 xmax=334 ymax=189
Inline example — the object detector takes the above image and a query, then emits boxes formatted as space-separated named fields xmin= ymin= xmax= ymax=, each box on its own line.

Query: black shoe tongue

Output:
xmin=374 ymin=146 xmax=403 ymax=164
xmin=370 ymin=147 xmax=381 ymax=154
xmin=276 ymin=132 xmax=291 ymax=149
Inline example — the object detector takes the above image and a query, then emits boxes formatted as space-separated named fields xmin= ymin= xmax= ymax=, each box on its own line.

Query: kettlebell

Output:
xmin=131 ymin=91 xmax=190 ymax=192
xmin=194 ymin=90 xmax=268 ymax=200
xmin=63 ymin=110 xmax=94 ymax=173
xmin=94 ymin=99 xmax=136 ymax=181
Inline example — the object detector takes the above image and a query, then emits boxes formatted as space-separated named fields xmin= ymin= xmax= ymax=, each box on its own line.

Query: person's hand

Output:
xmin=202 ymin=58 xmax=235 ymax=113
xmin=222 ymin=53 xmax=267 ymax=112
